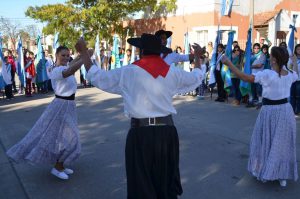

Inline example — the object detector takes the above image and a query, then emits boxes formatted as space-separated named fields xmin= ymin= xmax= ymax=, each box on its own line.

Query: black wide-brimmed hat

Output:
xmin=154 ymin=30 xmax=172 ymax=38
xmin=127 ymin=33 xmax=162 ymax=54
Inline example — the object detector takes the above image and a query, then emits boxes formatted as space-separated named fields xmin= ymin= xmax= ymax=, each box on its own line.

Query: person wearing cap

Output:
xmin=75 ymin=33 xmax=206 ymax=199
xmin=155 ymin=29 xmax=195 ymax=67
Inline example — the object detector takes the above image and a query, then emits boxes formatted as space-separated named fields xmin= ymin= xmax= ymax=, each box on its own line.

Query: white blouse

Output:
xmin=87 ymin=64 xmax=205 ymax=118
xmin=47 ymin=65 xmax=77 ymax=96
xmin=254 ymin=69 xmax=298 ymax=100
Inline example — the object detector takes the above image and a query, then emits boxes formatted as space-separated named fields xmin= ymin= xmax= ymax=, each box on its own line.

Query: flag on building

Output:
xmin=208 ymin=28 xmax=221 ymax=87
xmin=110 ymin=34 xmax=121 ymax=70
xmin=17 ymin=36 xmax=25 ymax=86
xmin=221 ymin=0 xmax=234 ymax=17
xmin=35 ymin=35 xmax=48 ymax=84
xmin=239 ymin=28 xmax=252 ymax=96
xmin=221 ymin=31 xmax=234 ymax=93
xmin=183 ymin=32 xmax=190 ymax=72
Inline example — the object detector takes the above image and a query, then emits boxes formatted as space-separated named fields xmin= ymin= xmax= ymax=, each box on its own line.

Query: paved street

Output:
xmin=0 ymin=87 xmax=299 ymax=199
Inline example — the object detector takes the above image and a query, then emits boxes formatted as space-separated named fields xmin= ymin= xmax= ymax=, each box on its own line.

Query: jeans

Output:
xmin=231 ymin=78 xmax=242 ymax=101
xmin=290 ymin=81 xmax=300 ymax=114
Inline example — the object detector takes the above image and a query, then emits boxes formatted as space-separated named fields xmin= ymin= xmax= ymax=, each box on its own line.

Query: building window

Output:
xmin=196 ymin=30 xmax=208 ymax=46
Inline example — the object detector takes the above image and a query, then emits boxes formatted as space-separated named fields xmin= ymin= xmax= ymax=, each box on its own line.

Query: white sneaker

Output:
xmin=63 ymin=168 xmax=74 ymax=175
xmin=279 ymin=180 xmax=287 ymax=187
xmin=51 ymin=168 xmax=69 ymax=180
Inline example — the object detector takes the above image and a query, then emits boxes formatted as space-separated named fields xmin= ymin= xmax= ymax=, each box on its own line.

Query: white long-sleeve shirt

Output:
xmin=47 ymin=65 xmax=77 ymax=96
xmin=87 ymin=63 xmax=205 ymax=118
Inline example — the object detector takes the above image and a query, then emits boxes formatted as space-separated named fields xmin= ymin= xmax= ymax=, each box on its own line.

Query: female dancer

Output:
xmin=7 ymin=46 xmax=91 ymax=180
xmin=222 ymin=47 xmax=298 ymax=187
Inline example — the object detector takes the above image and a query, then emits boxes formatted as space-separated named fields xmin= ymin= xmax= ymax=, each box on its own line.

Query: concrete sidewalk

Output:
xmin=0 ymin=88 xmax=299 ymax=199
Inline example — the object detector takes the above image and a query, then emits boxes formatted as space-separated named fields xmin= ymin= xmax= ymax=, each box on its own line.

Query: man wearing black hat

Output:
xmin=155 ymin=29 xmax=195 ymax=69
xmin=75 ymin=34 xmax=205 ymax=199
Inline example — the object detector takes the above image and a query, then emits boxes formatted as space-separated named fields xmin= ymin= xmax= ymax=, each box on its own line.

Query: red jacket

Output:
xmin=7 ymin=56 xmax=16 ymax=73
xmin=25 ymin=57 xmax=36 ymax=78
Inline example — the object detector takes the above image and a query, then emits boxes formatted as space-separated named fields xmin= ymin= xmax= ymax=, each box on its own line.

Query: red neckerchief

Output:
xmin=133 ymin=55 xmax=170 ymax=78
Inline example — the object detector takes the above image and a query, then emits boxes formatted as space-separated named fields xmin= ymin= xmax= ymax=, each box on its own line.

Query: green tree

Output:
xmin=25 ymin=0 xmax=177 ymax=48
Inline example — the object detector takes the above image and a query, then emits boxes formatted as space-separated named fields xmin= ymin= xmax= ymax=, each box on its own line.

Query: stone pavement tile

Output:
xmin=0 ymin=163 xmax=28 ymax=199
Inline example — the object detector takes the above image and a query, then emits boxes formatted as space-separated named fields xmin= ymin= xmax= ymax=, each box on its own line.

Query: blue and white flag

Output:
xmin=208 ymin=28 xmax=221 ymax=87
xmin=17 ymin=36 xmax=25 ymax=86
xmin=183 ymin=32 xmax=190 ymax=72
xmin=221 ymin=0 xmax=234 ymax=17
xmin=53 ymin=32 xmax=60 ymax=53
xmin=221 ymin=31 xmax=235 ymax=92
xmin=81 ymin=64 xmax=87 ymax=80
xmin=287 ymin=24 xmax=297 ymax=57
xmin=35 ymin=35 xmax=48 ymax=83
xmin=94 ymin=34 xmax=101 ymax=67
xmin=0 ymin=33 xmax=5 ymax=89
xmin=110 ymin=34 xmax=121 ymax=70
xmin=240 ymin=28 xmax=252 ymax=96
xmin=130 ymin=46 xmax=136 ymax=64
xmin=0 ymin=33 xmax=3 ymax=61
xmin=167 ymin=36 xmax=172 ymax=48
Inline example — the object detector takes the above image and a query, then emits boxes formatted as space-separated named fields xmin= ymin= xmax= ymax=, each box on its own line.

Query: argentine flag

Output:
xmin=221 ymin=0 xmax=234 ymax=17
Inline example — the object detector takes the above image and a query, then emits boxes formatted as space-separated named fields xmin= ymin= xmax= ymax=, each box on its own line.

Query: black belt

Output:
xmin=131 ymin=115 xmax=174 ymax=128
xmin=262 ymin=98 xmax=288 ymax=105
xmin=55 ymin=94 xmax=75 ymax=100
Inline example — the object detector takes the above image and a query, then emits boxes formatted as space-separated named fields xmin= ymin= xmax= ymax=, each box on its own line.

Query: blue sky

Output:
xmin=0 ymin=0 xmax=66 ymax=30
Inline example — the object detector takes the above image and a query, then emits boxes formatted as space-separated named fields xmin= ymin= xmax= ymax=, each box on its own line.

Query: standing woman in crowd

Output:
xmin=261 ymin=44 xmax=271 ymax=70
xmin=1 ymin=56 xmax=14 ymax=99
xmin=231 ymin=46 xmax=243 ymax=105
xmin=290 ymin=44 xmax=300 ymax=116
xmin=7 ymin=50 xmax=17 ymax=93
xmin=215 ymin=44 xmax=226 ymax=102
xmin=24 ymin=50 xmax=36 ymax=97
xmin=247 ymin=43 xmax=265 ymax=107
xmin=222 ymin=46 xmax=298 ymax=187
xmin=6 ymin=46 xmax=90 ymax=180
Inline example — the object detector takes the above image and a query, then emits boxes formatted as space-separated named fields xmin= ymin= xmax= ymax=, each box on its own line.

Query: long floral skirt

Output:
xmin=7 ymin=98 xmax=81 ymax=166
xmin=248 ymin=103 xmax=298 ymax=181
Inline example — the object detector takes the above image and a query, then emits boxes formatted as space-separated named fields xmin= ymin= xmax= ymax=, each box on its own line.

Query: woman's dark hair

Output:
xmin=55 ymin=46 xmax=69 ymax=55
xmin=279 ymin=41 xmax=287 ymax=48
xmin=232 ymin=45 xmax=243 ymax=64
xmin=294 ymin=44 xmax=300 ymax=56
xmin=175 ymin=46 xmax=182 ymax=53
xmin=261 ymin=44 xmax=270 ymax=57
xmin=217 ymin=43 xmax=224 ymax=49
xmin=271 ymin=46 xmax=290 ymax=76
xmin=253 ymin=43 xmax=260 ymax=49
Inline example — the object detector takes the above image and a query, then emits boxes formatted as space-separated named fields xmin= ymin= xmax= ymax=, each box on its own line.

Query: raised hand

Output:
xmin=191 ymin=43 xmax=205 ymax=57
xmin=75 ymin=38 xmax=88 ymax=54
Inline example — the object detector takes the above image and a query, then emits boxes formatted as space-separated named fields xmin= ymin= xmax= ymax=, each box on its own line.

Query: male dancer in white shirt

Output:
xmin=75 ymin=34 xmax=205 ymax=199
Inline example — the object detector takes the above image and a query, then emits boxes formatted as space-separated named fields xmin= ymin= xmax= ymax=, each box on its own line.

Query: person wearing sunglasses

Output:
xmin=247 ymin=43 xmax=266 ymax=108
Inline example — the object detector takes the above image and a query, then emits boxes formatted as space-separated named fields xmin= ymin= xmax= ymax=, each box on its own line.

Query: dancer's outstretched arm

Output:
xmin=62 ymin=49 xmax=94 ymax=78
xmin=221 ymin=55 xmax=255 ymax=83
xmin=75 ymin=38 xmax=93 ymax=72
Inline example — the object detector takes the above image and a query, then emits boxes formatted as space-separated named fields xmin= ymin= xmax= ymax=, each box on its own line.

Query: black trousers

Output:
xmin=215 ymin=70 xmax=226 ymax=99
xmin=126 ymin=125 xmax=182 ymax=199
xmin=5 ymin=84 xmax=13 ymax=99
xmin=11 ymin=70 xmax=17 ymax=91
